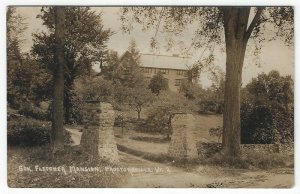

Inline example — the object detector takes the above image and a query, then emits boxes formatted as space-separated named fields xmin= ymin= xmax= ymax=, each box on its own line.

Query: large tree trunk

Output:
xmin=52 ymin=6 xmax=66 ymax=151
xmin=64 ymin=70 xmax=76 ymax=124
xmin=221 ymin=7 xmax=251 ymax=157
xmin=64 ymin=83 xmax=73 ymax=124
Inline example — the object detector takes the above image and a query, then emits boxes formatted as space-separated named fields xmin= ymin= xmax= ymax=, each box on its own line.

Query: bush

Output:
xmin=208 ymin=126 xmax=222 ymax=143
xmin=8 ymin=117 xmax=73 ymax=146
xmin=114 ymin=114 xmax=125 ymax=127
xmin=241 ymin=71 xmax=294 ymax=144
xmin=148 ymin=72 xmax=169 ymax=95
xmin=18 ymin=102 xmax=49 ymax=121
xmin=198 ymin=100 xmax=223 ymax=114
xmin=144 ymin=106 xmax=173 ymax=137
xmin=81 ymin=77 xmax=113 ymax=102
xmin=241 ymin=100 xmax=294 ymax=144
xmin=143 ymin=91 xmax=196 ymax=138
xmin=8 ymin=117 xmax=51 ymax=146
xmin=67 ymin=89 xmax=85 ymax=124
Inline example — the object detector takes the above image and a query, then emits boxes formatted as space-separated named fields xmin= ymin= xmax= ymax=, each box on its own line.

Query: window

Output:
xmin=184 ymin=71 xmax=188 ymax=77
xmin=144 ymin=68 xmax=151 ymax=74
xmin=176 ymin=70 xmax=185 ymax=76
xmin=160 ymin=69 xmax=167 ymax=74
xmin=175 ymin=79 xmax=182 ymax=86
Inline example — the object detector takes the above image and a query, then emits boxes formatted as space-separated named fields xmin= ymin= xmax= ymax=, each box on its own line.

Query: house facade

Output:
xmin=139 ymin=54 xmax=191 ymax=92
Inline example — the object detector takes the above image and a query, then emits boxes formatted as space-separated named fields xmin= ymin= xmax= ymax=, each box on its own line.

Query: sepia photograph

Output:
xmin=6 ymin=6 xmax=294 ymax=188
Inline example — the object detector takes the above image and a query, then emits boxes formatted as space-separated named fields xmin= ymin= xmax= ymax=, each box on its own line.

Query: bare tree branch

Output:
xmin=154 ymin=7 xmax=165 ymax=39
xmin=245 ymin=7 xmax=265 ymax=40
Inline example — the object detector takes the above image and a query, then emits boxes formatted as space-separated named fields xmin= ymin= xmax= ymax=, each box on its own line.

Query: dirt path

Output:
xmin=118 ymin=152 xmax=293 ymax=188
xmin=65 ymin=127 xmax=82 ymax=146
xmin=66 ymin=127 xmax=293 ymax=188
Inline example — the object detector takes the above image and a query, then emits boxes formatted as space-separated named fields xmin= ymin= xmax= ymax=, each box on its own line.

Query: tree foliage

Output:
xmin=241 ymin=71 xmax=294 ymax=144
xmin=120 ymin=6 xmax=293 ymax=157
xmin=127 ymin=86 xmax=155 ymax=120
xmin=32 ymin=7 xmax=112 ymax=123
xmin=148 ymin=72 xmax=169 ymax=95
xmin=145 ymin=91 xmax=194 ymax=138
xmin=179 ymin=80 xmax=203 ymax=100
xmin=245 ymin=70 xmax=293 ymax=112
xmin=101 ymin=42 xmax=153 ymax=119
xmin=7 ymin=7 xmax=28 ymax=107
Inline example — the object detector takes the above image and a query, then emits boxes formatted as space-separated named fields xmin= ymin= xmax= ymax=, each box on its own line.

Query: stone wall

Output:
xmin=196 ymin=142 xmax=222 ymax=158
xmin=196 ymin=142 xmax=294 ymax=158
xmin=80 ymin=101 xmax=119 ymax=163
xmin=168 ymin=113 xmax=198 ymax=159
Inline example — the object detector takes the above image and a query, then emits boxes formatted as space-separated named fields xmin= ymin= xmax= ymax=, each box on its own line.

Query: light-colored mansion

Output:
xmin=139 ymin=54 xmax=191 ymax=92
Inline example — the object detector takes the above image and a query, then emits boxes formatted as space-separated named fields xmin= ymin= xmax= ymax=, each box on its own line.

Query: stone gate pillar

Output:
xmin=80 ymin=101 xmax=119 ymax=163
xmin=168 ymin=113 xmax=198 ymax=160
xmin=98 ymin=103 xmax=119 ymax=163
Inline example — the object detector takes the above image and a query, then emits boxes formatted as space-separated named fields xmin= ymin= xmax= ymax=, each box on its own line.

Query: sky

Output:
xmin=15 ymin=6 xmax=294 ymax=88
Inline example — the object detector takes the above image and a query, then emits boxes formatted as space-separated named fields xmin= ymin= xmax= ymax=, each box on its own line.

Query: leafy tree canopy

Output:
xmin=148 ymin=72 xmax=169 ymax=95
xmin=32 ymin=6 xmax=112 ymax=77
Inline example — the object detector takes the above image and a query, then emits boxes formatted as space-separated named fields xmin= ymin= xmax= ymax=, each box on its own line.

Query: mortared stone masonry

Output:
xmin=80 ymin=101 xmax=119 ymax=163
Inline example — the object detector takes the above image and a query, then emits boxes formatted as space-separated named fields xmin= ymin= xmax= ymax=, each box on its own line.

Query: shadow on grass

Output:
xmin=117 ymin=144 xmax=202 ymax=168
xmin=117 ymin=144 xmax=172 ymax=163
xmin=130 ymin=136 xmax=170 ymax=143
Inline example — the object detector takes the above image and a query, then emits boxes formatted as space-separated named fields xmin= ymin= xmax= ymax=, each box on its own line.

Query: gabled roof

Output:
xmin=140 ymin=54 xmax=191 ymax=70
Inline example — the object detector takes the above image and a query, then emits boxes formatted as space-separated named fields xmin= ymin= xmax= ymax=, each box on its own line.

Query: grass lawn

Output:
xmin=7 ymin=145 xmax=126 ymax=188
xmin=193 ymin=114 xmax=223 ymax=143
xmin=114 ymin=113 xmax=223 ymax=154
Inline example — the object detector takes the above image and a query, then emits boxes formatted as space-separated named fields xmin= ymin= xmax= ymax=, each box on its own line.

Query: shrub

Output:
xmin=148 ymin=72 xmax=169 ymax=95
xmin=179 ymin=80 xmax=204 ymax=100
xmin=144 ymin=105 xmax=173 ymax=137
xmin=7 ymin=117 xmax=73 ymax=146
xmin=143 ymin=91 xmax=196 ymax=138
xmin=18 ymin=102 xmax=49 ymax=121
xmin=241 ymin=71 xmax=294 ymax=144
xmin=8 ymin=117 xmax=51 ymax=146
xmin=208 ymin=126 xmax=222 ymax=143
xmin=114 ymin=114 xmax=125 ymax=127
xmin=241 ymin=100 xmax=294 ymax=144
xmin=67 ymin=89 xmax=85 ymax=124
xmin=81 ymin=77 xmax=113 ymax=102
